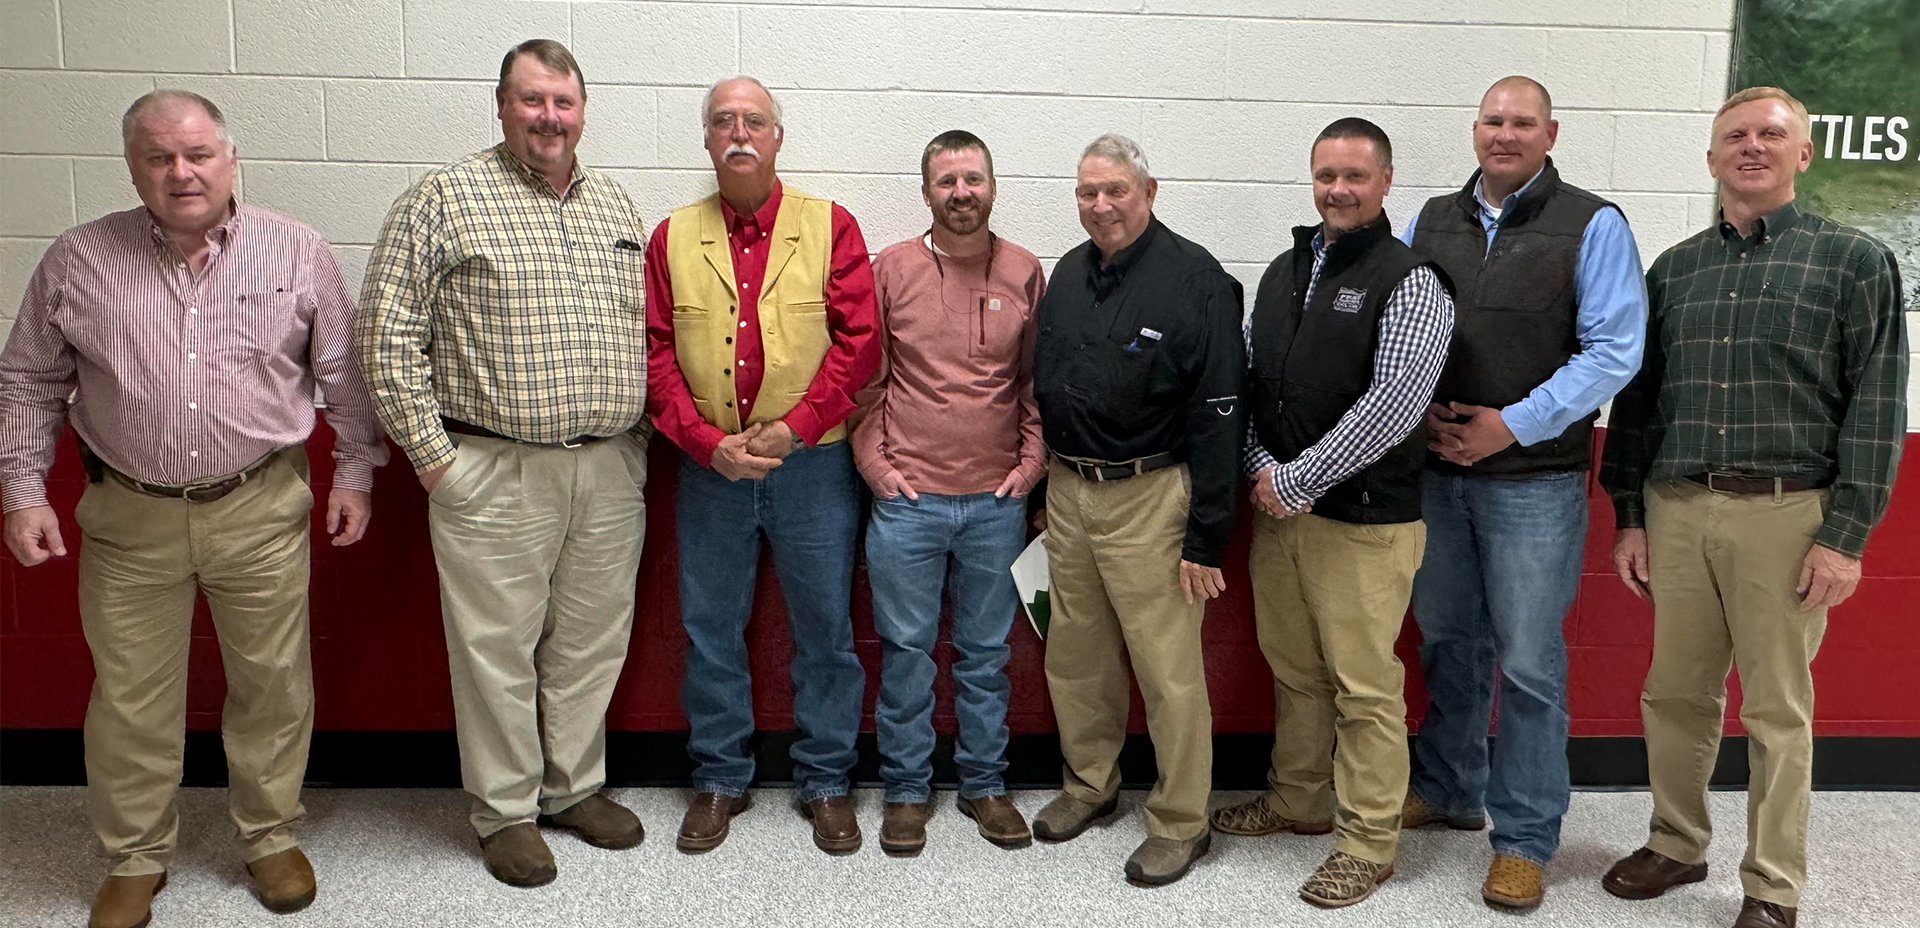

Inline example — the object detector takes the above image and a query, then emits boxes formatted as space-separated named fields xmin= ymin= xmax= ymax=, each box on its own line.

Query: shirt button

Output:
xmin=189 ymin=306 xmax=199 ymax=314
xmin=1718 ymin=428 xmax=1727 ymax=435
xmin=739 ymin=320 xmax=746 ymax=328
xmin=1722 ymin=337 xmax=1730 ymax=343
xmin=188 ymin=352 xmax=197 ymax=360
xmin=1728 ymin=291 xmax=1736 ymax=298
xmin=738 ymin=360 xmax=745 ymax=366
xmin=189 ymin=450 xmax=199 ymax=457
xmin=188 ymin=402 xmax=198 ymax=410
xmin=744 ymin=247 xmax=750 ymax=255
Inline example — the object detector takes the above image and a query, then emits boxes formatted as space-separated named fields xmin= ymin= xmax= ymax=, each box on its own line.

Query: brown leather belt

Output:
xmin=1055 ymin=451 xmax=1184 ymax=483
xmin=1684 ymin=472 xmax=1824 ymax=495
xmin=442 ymin=417 xmax=607 ymax=449
xmin=92 ymin=448 xmax=282 ymax=504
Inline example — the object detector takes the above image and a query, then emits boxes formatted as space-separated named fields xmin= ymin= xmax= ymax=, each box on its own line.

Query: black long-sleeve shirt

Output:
xmin=1034 ymin=218 xmax=1246 ymax=566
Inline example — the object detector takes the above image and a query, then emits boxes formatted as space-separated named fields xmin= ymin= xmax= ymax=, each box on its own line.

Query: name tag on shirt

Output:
xmin=1332 ymin=288 xmax=1366 ymax=313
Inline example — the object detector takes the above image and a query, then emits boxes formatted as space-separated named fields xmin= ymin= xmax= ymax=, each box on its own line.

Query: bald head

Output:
xmin=1483 ymin=75 xmax=1552 ymax=120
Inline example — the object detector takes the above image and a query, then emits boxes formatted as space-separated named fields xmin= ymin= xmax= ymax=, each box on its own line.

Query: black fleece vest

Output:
xmin=1248 ymin=215 xmax=1444 ymax=525
xmin=1412 ymin=158 xmax=1612 ymax=475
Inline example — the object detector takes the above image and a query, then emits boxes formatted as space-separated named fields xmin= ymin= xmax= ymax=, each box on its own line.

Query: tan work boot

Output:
xmin=1208 ymin=795 xmax=1333 ymax=836
xmin=880 ymin=801 xmax=929 ymax=856
xmin=1300 ymin=851 xmax=1394 ymax=908
xmin=246 ymin=847 xmax=317 ymax=913
xmin=1482 ymin=853 xmax=1545 ymax=910
xmin=956 ymin=794 xmax=1031 ymax=848
xmin=1030 ymin=793 xmax=1119 ymax=843
xmin=538 ymin=792 xmax=644 ymax=849
xmin=1124 ymin=831 xmax=1212 ymax=886
xmin=477 ymin=822 xmax=557 ymax=887
xmin=1401 ymin=792 xmax=1486 ymax=830
xmin=89 ymin=872 xmax=166 ymax=928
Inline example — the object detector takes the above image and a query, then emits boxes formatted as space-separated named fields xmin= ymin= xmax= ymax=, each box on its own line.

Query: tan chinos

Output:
xmin=75 ymin=446 xmax=315 ymax=877
xmin=427 ymin=431 xmax=648 ymax=836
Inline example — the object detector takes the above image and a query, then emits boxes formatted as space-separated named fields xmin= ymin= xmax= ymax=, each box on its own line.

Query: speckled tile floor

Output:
xmin=1 ymin=787 xmax=1913 ymax=928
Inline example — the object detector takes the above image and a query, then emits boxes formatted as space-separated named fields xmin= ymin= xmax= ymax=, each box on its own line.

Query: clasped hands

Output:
xmin=1426 ymin=402 xmax=1516 ymax=466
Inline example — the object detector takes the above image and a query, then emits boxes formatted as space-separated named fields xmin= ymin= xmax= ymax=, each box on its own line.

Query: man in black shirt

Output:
xmin=1028 ymin=133 xmax=1244 ymax=887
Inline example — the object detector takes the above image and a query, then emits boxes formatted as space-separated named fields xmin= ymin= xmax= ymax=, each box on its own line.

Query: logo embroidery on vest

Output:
xmin=1332 ymin=287 xmax=1366 ymax=313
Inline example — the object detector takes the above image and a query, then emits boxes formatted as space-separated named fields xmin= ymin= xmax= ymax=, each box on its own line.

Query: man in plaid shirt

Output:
xmin=358 ymin=40 xmax=650 ymax=887
xmin=1599 ymin=86 xmax=1908 ymax=928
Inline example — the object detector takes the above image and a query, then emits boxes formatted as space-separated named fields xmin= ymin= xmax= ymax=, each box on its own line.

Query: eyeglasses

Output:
xmin=707 ymin=111 xmax=774 ymax=133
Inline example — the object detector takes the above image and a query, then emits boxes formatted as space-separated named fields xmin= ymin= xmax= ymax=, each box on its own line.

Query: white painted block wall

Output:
xmin=2 ymin=0 xmax=1906 ymax=416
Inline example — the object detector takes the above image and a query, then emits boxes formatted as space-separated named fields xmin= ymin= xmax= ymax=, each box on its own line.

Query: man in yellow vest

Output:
xmin=643 ymin=75 xmax=882 ymax=855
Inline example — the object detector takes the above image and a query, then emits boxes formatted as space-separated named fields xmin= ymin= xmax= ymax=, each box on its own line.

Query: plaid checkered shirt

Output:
xmin=358 ymin=144 xmax=649 ymax=474
xmin=1599 ymin=200 xmax=1909 ymax=557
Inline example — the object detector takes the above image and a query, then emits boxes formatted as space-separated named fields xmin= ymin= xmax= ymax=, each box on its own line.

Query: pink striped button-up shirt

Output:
xmin=0 ymin=203 xmax=389 ymax=512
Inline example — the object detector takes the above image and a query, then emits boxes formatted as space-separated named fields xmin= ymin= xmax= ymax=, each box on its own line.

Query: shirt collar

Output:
xmin=1473 ymin=164 xmax=1545 ymax=224
xmin=147 ymin=198 xmax=241 ymax=247
xmin=721 ymin=181 xmax=784 ymax=240
xmin=1719 ymin=199 xmax=1803 ymax=245
xmin=495 ymin=142 xmax=581 ymax=198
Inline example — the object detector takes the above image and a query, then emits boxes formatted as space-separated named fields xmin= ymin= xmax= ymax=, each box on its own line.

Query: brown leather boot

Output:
xmin=1732 ymin=896 xmax=1797 ymax=928
xmin=677 ymin=792 xmax=751 ymax=853
xmin=89 ymin=872 xmax=166 ymax=928
xmin=477 ymin=822 xmax=557 ymax=887
xmin=1482 ymin=853 xmax=1544 ymax=910
xmin=246 ymin=847 xmax=317 ymax=913
xmin=802 ymin=795 xmax=862 ymax=855
xmin=880 ymin=801 xmax=929 ymax=856
xmin=1602 ymin=846 xmax=1708 ymax=900
xmin=539 ymin=792 xmax=644 ymax=849
xmin=956 ymin=794 xmax=1031 ymax=848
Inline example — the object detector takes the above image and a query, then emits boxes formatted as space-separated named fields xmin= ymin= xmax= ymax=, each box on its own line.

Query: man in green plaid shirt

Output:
xmin=1598 ymin=86 xmax=1908 ymax=928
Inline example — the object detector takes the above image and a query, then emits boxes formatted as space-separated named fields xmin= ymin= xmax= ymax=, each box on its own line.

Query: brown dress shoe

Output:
xmin=539 ymin=791 xmax=644 ymax=849
xmin=89 ymin=872 xmax=166 ymax=928
xmin=802 ymin=795 xmax=862 ymax=855
xmin=880 ymin=801 xmax=929 ymax=856
xmin=1208 ymin=795 xmax=1333 ymax=837
xmin=1602 ymin=846 xmax=1709 ymax=900
xmin=1733 ymin=896 xmax=1797 ymax=928
xmin=677 ymin=792 xmax=752 ymax=853
xmin=1482 ymin=853 xmax=1544 ymax=910
xmin=477 ymin=822 xmax=557 ymax=887
xmin=956 ymin=794 xmax=1032 ymax=848
xmin=246 ymin=847 xmax=317 ymax=913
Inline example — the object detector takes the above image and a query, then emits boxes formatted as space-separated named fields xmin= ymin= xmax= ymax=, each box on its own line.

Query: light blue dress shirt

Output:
xmin=1400 ymin=168 xmax=1648 ymax=447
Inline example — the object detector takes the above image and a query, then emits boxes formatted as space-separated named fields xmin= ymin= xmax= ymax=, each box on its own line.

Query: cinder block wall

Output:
xmin=3 ymin=0 xmax=1742 ymax=341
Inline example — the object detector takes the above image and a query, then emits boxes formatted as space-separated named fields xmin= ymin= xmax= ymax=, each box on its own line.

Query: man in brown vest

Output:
xmin=643 ymin=75 xmax=882 ymax=855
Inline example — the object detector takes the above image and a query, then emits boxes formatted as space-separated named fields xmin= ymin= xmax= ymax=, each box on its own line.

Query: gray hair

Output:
xmin=122 ymin=89 xmax=234 ymax=152
xmin=700 ymin=75 xmax=784 ymax=129
xmin=1080 ymin=133 xmax=1152 ymax=186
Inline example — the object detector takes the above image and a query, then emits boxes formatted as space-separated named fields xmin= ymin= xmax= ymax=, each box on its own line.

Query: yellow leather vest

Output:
xmin=664 ymin=188 xmax=843 ymax=443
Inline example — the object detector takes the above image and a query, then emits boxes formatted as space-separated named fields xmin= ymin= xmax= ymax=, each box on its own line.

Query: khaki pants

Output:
xmin=1043 ymin=461 xmax=1211 ymax=841
xmin=428 ymin=432 xmax=648 ymax=836
xmin=74 ymin=446 xmax=314 ymax=877
xmin=1250 ymin=511 xmax=1423 ymax=865
xmin=1641 ymin=478 xmax=1828 ymax=907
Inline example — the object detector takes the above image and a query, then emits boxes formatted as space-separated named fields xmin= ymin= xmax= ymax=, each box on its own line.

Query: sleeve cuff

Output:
xmin=1813 ymin=522 xmax=1869 ymax=559
xmin=407 ymin=436 xmax=458 ymax=476
xmin=784 ymin=405 xmax=828 ymax=447
xmin=685 ymin=425 xmax=725 ymax=470
xmin=1503 ymin=401 xmax=1550 ymax=448
xmin=1 ymin=477 xmax=51 ymax=513
xmin=331 ymin=462 xmax=376 ymax=493
xmin=1612 ymin=498 xmax=1646 ymax=529
xmin=1270 ymin=464 xmax=1316 ymax=512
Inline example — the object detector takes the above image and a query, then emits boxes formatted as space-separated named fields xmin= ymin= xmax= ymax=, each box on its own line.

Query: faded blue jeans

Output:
xmin=676 ymin=442 xmax=865 ymax=803
xmin=1409 ymin=470 xmax=1587 ymax=865
xmin=866 ymin=491 xmax=1027 ymax=802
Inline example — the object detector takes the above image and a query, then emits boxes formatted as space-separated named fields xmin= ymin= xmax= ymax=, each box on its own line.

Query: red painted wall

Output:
xmin=3 ymin=426 xmax=1916 ymax=738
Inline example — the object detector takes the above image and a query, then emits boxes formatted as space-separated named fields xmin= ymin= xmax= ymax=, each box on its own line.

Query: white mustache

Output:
xmin=725 ymin=142 xmax=760 ymax=159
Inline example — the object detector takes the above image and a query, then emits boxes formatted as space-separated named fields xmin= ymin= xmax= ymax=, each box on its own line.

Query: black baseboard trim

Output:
xmin=3 ymin=729 xmax=1914 ymax=790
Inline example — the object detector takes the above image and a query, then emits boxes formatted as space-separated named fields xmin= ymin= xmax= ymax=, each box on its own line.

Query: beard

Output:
xmin=933 ymin=195 xmax=992 ymax=236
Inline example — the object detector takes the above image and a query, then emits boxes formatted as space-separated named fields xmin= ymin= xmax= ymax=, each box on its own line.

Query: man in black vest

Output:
xmin=1209 ymin=118 xmax=1452 ymax=909
xmin=1400 ymin=76 xmax=1648 ymax=911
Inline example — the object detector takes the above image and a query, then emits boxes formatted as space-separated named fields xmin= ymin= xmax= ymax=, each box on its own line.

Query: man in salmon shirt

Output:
xmin=644 ymin=75 xmax=881 ymax=856
xmin=852 ymin=130 xmax=1047 ymax=856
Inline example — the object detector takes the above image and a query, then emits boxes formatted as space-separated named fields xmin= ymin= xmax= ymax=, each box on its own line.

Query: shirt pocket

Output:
xmin=1752 ymin=285 xmax=1837 ymax=365
xmin=968 ymin=290 xmax=1026 ymax=367
xmin=229 ymin=290 xmax=301 ymax=378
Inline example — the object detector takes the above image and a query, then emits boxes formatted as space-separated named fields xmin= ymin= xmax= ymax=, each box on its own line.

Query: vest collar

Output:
xmin=1292 ymin=211 xmax=1394 ymax=280
xmin=1453 ymin=156 xmax=1561 ymax=229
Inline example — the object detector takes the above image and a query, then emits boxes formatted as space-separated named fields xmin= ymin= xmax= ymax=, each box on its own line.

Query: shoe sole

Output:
xmin=956 ymin=797 xmax=1033 ymax=849
xmin=1300 ymin=864 xmax=1394 ymax=909
xmin=1124 ymin=832 xmax=1212 ymax=887
xmin=536 ymin=815 xmax=645 ymax=851
xmin=1602 ymin=866 xmax=1709 ymax=900
xmin=799 ymin=801 xmax=863 ymax=856
xmin=1208 ymin=814 xmax=1335 ymax=838
xmin=485 ymin=863 xmax=557 ymax=888
xmin=256 ymin=883 xmax=317 ymax=914
xmin=676 ymin=795 xmax=753 ymax=854
xmin=1482 ymin=888 xmax=1544 ymax=911
xmin=1032 ymin=796 xmax=1120 ymax=843
xmin=879 ymin=837 xmax=925 ymax=857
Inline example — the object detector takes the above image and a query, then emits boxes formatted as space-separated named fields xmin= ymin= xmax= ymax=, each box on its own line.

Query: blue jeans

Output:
xmin=1410 ymin=470 xmax=1587 ymax=865
xmin=676 ymin=442 xmax=865 ymax=802
xmin=866 ymin=491 xmax=1027 ymax=803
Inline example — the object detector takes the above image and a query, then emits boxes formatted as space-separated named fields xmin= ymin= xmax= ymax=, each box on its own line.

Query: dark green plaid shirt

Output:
xmin=1600 ymin=200 xmax=1908 ymax=557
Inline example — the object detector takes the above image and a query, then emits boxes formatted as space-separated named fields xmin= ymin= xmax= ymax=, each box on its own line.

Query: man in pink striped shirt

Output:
xmin=0 ymin=90 xmax=388 ymax=928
